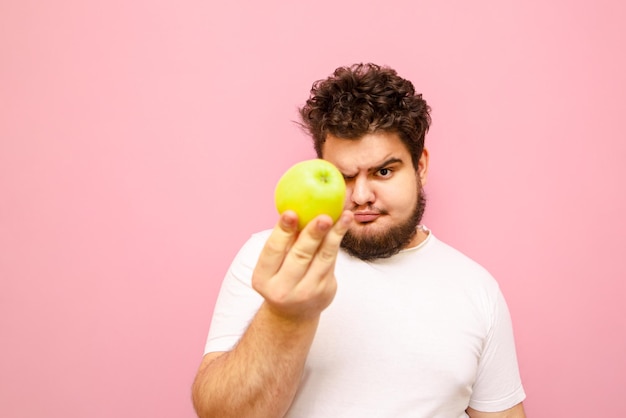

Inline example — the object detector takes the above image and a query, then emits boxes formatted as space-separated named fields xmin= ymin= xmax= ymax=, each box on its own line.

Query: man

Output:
xmin=192 ymin=63 xmax=526 ymax=417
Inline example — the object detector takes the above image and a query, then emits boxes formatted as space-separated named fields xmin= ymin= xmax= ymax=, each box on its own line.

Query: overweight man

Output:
xmin=192 ymin=63 xmax=526 ymax=418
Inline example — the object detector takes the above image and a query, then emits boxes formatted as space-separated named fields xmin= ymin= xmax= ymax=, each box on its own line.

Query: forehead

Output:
xmin=321 ymin=131 xmax=411 ymax=172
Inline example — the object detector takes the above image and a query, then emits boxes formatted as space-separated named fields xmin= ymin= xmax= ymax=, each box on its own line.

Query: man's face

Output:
xmin=322 ymin=131 xmax=429 ymax=260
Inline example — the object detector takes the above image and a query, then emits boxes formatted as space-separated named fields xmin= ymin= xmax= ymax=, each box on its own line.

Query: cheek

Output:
xmin=385 ymin=181 xmax=418 ymax=212
xmin=390 ymin=193 xmax=415 ymax=213
xmin=343 ymin=186 xmax=353 ymax=207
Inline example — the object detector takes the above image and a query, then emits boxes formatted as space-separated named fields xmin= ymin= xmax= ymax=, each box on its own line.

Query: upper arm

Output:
xmin=466 ymin=402 xmax=526 ymax=418
xmin=470 ymin=287 xmax=526 ymax=412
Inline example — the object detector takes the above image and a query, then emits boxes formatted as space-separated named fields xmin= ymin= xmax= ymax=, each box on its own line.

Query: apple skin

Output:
xmin=274 ymin=159 xmax=347 ymax=230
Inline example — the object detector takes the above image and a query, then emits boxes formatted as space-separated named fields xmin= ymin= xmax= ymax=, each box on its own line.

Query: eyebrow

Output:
xmin=342 ymin=157 xmax=404 ymax=178
xmin=368 ymin=157 xmax=404 ymax=174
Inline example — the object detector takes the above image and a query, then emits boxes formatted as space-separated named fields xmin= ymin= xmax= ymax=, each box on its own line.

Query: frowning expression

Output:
xmin=322 ymin=131 xmax=429 ymax=259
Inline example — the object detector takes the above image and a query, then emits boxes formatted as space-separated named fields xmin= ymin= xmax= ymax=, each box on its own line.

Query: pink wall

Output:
xmin=1 ymin=1 xmax=625 ymax=417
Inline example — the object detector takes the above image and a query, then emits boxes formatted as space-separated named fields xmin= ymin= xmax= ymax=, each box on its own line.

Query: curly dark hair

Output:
xmin=299 ymin=63 xmax=432 ymax=169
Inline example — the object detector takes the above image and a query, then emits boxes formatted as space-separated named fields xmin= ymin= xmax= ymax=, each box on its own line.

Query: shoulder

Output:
xmin=429 ymin=236 xmax=488 ymax=268
xmin=225 ymin=229 xmax=272 ymax=278
xmin=235 ymin=229 xmax=272 ymax=259
xmin=403 ymin=233 xmax=504 ymax=305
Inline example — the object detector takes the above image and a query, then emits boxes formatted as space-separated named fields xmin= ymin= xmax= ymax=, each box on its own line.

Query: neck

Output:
xmin=405 ymin=225 xmax=429 ymax=249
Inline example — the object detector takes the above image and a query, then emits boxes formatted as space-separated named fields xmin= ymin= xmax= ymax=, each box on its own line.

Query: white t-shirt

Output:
xmin=205 ymin=228 xmax=526 ymax=417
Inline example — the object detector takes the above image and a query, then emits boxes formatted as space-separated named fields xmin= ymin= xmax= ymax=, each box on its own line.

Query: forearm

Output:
xmin=192 ymin=303 xmax=319 ymax=418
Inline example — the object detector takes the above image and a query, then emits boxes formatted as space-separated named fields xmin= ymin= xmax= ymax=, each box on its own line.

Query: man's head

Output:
xmin=299 ymin=63 xmax=432 ymax=261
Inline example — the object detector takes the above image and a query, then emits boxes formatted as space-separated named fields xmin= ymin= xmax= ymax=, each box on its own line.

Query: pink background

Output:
xmin=2 ymin=1 xmax=625 ymax=417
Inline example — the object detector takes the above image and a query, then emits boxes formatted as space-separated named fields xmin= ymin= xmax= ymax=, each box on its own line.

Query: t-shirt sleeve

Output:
xmin=203 ymin=232 xmax=268 ymax=355
xmin=469 ymin=286 xmax=526 ymax=412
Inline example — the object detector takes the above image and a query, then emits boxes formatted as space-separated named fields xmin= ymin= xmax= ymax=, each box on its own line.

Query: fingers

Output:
xmin=253 ymin=211 xmax=299 ymax=281
xmin=254 ymin=210 xmax=353 ymax=292
xmin=280 ymin=211 xmax=353 ymax=283
xmin=316 ymin=211 xmax=353 ymax=265
xmin=278 ymin=214 xmax=335 ymax=281
xmin=303 ymin=211 xmax=353 ymax=280
xmin=253 ymin=210 xmax=354 ymax=319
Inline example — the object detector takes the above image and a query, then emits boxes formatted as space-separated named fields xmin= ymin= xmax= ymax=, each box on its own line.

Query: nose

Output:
xmin=349 ymin=176 xmax=375 ymax=207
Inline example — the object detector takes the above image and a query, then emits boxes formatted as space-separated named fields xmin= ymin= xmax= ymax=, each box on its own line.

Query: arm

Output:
xmin=467 ymin=402 xmax=526 ymax=418
xmin=192 ymin=210 xmax=353 ymax=418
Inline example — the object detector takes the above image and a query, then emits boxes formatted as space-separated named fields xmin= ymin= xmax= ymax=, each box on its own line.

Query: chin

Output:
xmin=350 ymin=220 xmax=387 ymax=236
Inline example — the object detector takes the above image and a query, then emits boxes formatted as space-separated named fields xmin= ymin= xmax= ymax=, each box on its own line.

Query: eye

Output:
xmin=377 ymin=168 xmax=392 ymax=178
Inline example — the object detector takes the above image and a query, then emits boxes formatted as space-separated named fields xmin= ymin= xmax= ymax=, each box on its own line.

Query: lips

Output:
xmin=353 ymin=212 xmax=381 ymax=223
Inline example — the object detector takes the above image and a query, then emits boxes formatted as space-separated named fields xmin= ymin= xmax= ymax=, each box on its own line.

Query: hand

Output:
xmin=252 ymin=210 xmax=353 ymax=321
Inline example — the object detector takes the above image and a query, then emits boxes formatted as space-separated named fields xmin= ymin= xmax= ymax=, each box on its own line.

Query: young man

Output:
xmin=192 ymin=63 xmax=526 ymax=418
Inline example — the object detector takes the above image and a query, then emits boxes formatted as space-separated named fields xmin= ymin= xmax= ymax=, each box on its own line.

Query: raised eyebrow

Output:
xmin=369 ymin=157 xmax=403 ymax=174
xmin=340 ymin=157 xmax=404 ymax=178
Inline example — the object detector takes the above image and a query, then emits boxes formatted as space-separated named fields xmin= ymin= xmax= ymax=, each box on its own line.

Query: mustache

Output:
xmin=349 ymin=205 xmax=388 ymax=215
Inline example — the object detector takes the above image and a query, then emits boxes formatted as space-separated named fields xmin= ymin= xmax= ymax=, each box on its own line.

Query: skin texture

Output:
xmin=191 ymin=132 xmax=525 ymax=417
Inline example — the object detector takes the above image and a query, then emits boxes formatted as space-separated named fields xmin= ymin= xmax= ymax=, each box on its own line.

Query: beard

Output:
xmin=340 ymin=188 xmax=427 ymax=261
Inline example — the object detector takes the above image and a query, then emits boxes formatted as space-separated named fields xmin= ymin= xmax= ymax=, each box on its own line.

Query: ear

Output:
xmin=417 ymin=148 xmax=429 ymax=185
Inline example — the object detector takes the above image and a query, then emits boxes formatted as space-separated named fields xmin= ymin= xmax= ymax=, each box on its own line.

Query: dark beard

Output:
xmin=340 ymin=189 xmax=426 ymax=261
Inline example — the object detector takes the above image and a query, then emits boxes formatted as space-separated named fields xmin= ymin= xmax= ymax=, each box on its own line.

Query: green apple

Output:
xmin=274 ymin=159 xmax=346 ymax=230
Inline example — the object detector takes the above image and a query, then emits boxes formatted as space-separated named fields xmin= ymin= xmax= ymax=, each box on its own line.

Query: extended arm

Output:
xmin=192 ymin=210 xmax=352 ymax=418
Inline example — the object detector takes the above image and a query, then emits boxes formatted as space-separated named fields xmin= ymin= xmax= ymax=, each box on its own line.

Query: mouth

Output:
xmin=353 ymin=212 xmax=381 ymax=224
